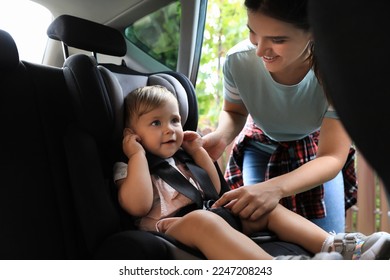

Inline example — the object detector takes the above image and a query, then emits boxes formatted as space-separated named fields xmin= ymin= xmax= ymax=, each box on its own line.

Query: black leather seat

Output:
xmin=0 ymin=29 xmax=78 ymax=259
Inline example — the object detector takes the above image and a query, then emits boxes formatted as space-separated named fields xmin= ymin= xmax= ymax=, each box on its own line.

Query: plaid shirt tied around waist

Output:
xmin=224 ymin=117 xmax=358 ymax=220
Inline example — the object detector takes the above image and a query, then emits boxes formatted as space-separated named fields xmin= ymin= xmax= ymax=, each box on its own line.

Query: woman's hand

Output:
xmin=212 ymin=182 xmax=283 ymax=221
xmin=122 ymin=128 xmax=145 ymax=158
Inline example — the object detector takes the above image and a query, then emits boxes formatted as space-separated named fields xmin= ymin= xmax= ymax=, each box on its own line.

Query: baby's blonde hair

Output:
xmin=124 ymin=85 xmax=178 ymax=128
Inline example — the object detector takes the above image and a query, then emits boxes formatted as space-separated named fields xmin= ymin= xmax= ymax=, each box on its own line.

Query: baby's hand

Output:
xmin=182 ymin=131 xmax=203 ymax=155
xmin=122 ymin=128 xmax=145 ymax=158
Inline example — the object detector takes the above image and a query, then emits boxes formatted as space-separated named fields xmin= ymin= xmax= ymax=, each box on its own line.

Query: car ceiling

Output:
xmin=31 ymin=0 xmax=174 ymax=28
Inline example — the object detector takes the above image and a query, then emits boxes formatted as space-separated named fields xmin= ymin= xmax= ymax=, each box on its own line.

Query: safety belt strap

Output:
xmin=146 ymin=149 xmax=219 ymax=208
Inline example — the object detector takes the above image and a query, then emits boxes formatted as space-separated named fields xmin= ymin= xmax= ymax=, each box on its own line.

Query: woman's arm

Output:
xmin=213 ymin=118 xmax=352 ymax=220
xmin=117 ymin=130 xmax=154 ymax=217
xmin=277 ymin=117 xmax=351 ymax=196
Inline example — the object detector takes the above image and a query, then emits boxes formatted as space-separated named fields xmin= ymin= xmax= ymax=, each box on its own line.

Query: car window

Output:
xmin=124 ymin=1 xmax=181 ymax=70
xmin=0 ymin=0 xmax=52 ymax=63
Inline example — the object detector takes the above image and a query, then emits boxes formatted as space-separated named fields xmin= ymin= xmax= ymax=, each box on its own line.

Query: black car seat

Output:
xmin=47 ymin=15 xmax=311 ymax=259
xmin=0 ymin=29 xmax=79 ymax=259
xmin=61 ymin=54 xmax=206 ymax=259
xmin=47 ymin=16 xmax=208 ymax=258
xmin=308 ymin=0 xmax=390 ymax=201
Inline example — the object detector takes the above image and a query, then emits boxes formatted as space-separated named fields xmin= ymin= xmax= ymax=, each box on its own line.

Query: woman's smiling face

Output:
xmin=247 ymin=11 xmax=312 ymax=79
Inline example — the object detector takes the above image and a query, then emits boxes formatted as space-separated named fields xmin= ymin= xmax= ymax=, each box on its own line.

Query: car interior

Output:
xmin=0 ymin=0 xmax=313 ymax=260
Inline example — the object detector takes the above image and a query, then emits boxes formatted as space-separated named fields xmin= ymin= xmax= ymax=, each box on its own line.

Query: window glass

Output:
xmin=124 ymin=1 xmax=181 ymax=70
xmin=0 ymin=0 xmax=52 ymax=63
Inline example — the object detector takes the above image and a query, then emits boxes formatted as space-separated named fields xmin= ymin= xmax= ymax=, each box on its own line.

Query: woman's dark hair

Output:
xmin=244 ymin=0 xmax=310 ymax=31
xmin=244 ymin=0 xmax=322 ymax=88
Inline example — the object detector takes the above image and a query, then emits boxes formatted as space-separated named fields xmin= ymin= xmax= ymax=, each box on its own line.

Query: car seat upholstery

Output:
xmin=308 ymin=0 xmax=390 ymax=202
xmin=0 ymin=29 xmax=78 ymax=259
xmin=47 ymin=13 xmax=126 ymax=60
xmin=47 ymin=14 xmax=311 ymax=259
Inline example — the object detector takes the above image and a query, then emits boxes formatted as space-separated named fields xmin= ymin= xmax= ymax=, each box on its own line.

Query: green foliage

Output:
xmin=196 ymin=0 xmax=248 ymax=132
xmin=125 ymin=2 xmax=181 ymax=70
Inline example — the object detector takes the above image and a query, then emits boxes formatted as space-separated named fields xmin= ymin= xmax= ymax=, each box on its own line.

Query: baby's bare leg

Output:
xmin=242 ymin=204 xmax=329 ymax=254
xmin=165 ymin=210 xmax=273 ymax=260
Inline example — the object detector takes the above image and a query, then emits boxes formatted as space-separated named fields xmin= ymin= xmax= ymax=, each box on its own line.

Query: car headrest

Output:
xmin=0 ymin=29 xmax=20 ymax=73
xmin=47 ymin=14 xmax=126 ymax=57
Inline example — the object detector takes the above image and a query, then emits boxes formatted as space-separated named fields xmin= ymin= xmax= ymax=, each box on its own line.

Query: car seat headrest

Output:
xmin=0 ymin=29 xmax=20 ymax=73
xmin=147 ymin=74 xmax=189 ymax=127
xmin=47 ymin=14 xmax=126 ymax=57
xmin=99 ymin=70 xmax=190 ymax=148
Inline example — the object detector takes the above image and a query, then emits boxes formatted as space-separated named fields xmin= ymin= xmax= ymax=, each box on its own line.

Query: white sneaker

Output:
xmin=333 ymin=232 xmax=390 ymax=260
xmin=274 ymin=252 xmax=343 ymax=260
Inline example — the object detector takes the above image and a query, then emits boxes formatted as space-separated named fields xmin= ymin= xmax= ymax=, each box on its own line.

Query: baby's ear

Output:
xmin=123 ymin=127 xmax=134 ymax=136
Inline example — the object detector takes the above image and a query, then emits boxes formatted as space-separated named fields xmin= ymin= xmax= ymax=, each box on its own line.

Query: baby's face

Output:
xmin=131 ymin=99 xmax=183 ymax=158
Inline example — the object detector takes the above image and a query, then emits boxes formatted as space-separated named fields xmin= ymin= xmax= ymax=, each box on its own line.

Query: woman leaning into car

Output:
xmin=203 ymin=0 xmax=357 ymax=233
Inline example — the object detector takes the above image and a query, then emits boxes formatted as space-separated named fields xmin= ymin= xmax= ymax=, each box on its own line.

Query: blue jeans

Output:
xmin=242 ymin=142 xmax=345 ymax=233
